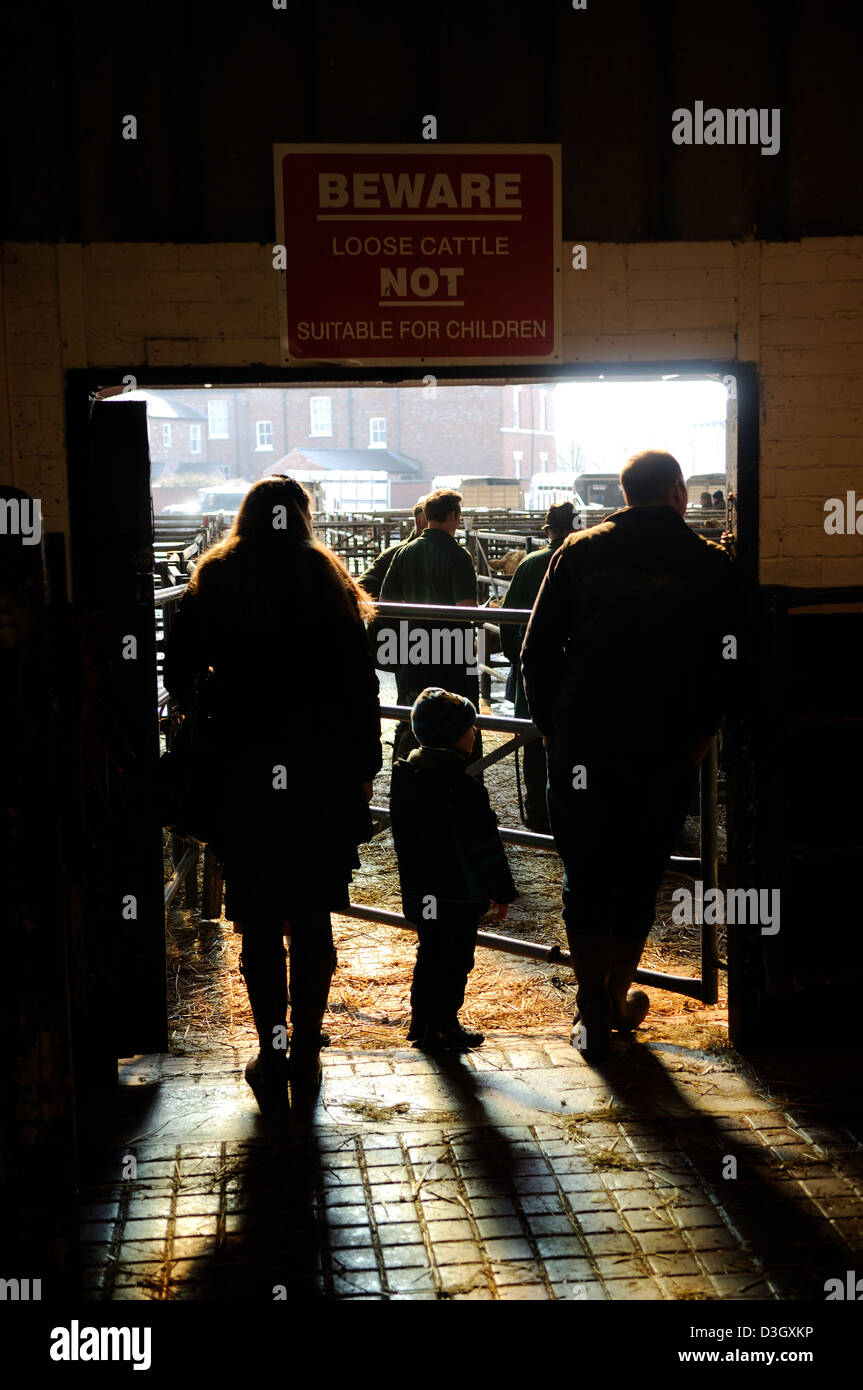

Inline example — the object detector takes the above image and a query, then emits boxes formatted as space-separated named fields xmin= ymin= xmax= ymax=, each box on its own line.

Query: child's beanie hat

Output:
xmin=410 ymin=687 xmax=476 ymax=748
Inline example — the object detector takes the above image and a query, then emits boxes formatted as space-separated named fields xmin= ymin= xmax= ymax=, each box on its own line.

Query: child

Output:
xmin=389 ymin=687 xmax=518 ymax=1051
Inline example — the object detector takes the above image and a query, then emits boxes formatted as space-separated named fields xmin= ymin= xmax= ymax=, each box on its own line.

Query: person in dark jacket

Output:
xmin=390 ymin=687 xmax=517 ymax=1051
xmin=380 ymin=488 xmax=481 ymax=766
xmin=500 ymin=501 xmax=577 ymax=832
xmin=361 ymin=498 xmax=426 ymax=682
xmin=359 ymin=498 xmax=427 ymax=600
xmin=521 ymin=451 xmax=737 ymax=1061
xmin=164 ymin=476 xmax=382 ymax=1093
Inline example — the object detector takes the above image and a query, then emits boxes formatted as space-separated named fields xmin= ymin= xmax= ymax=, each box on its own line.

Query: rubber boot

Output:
xmin=522 ymin=740 xmax=551 ymax=834
xmin=239 ymin=935 xmax=289 ymax=1089
xmin=566 ymin=929 xmax=613 ymax=1061
xmin=608 ymin=936 xmax=650 ymax=1032
xmin=422 ymin=1022 xmax=484 ymax=1052
xmin=288 ymin=944 xmax=337 ymax=1090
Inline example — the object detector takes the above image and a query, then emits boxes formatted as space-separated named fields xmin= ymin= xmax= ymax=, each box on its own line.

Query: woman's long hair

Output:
xmin=188 ymin=476 xmax=374 ymax=628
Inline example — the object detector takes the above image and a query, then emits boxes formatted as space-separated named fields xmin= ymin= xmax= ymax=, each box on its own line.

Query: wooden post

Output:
xmin=184 ymin=843 xmax=200 ymax=909
xmin=202 ymin=846 xmax=224 ymax=921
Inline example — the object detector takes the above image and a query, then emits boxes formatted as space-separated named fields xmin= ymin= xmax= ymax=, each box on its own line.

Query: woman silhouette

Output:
xmin=165 ymin=477 xmax=381 ymax=1090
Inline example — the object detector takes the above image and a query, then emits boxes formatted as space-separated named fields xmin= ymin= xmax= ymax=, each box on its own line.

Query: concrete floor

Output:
xmin=79 ymin=1032 xmax=863 ymax=1301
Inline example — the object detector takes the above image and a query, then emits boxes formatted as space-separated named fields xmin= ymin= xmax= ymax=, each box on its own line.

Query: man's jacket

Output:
xmin=359 ymin=528 xmax=421 ymax=599
xmin=521 ymin=506 xmax=737 ymax=752
xmin=390 ymin=746 xmax=517 ymax=908
xmin=500 ymin=537 xmax=566 ymax=717
xmin=379 ymin=526 xmax=479 ymax=693
xmin=380 ymin=526 xmax=477 ymax=606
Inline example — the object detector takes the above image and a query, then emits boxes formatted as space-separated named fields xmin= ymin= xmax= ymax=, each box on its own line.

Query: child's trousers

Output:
xmin=404 ymin=897 xmax=488 ymax=1030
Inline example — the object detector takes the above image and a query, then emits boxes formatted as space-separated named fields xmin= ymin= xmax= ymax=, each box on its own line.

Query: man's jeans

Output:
xmin=547 ymin=735 xmax=698 ymax=941
xmin=521 ymin=736 xmax=550 ymax=833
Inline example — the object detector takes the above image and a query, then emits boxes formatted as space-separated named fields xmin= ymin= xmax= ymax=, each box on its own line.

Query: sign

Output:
xmin=273 ymin=143 xmax=561 ymax=366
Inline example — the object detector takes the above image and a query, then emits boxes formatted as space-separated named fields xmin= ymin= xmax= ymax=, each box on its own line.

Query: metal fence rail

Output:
xmin=368 ymin=597 xmax=719 ymax=1002
xmin=339 ymin=902 xmax=570 ymax=967
xmin=369 ymin=696 xmax=717 ymax=1001
xmin=155 ymin=574 xmax=721 ymax=1003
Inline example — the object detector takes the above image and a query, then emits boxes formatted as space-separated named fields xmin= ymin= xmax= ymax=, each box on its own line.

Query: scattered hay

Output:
xmin=336 ymin=1099 xmax=411 ymax=1123
xmin=652 ymin=1190 xmax=684 ymax=1210
xmin=332 ymin=1097 xmax=465 ymax=1127
xmin=163 ymin=724 xmax=729 ymax=1055
xmin=560 ymin=1103 xmax=639 ymax=1132
xmin=765 ymin=1154 xmax=829 ymax=1177
xmin=407 ymin=1108 xmax=465 ymax=1126
xmin=585 ymin=1148 xmax=644 ymax=1171
xmin=333 ymin=1100 xmax=408 ymax=1123
xmin=438 ymin=1271 xmax=490 ymax=1299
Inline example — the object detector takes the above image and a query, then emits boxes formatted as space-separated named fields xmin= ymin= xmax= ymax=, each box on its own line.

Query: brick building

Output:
xmin=11 ymin=237 xmax=860 ymax=585
xmin=123 ymin=389 xmax=212 ymax=479
xmin=152 ymin=383 xmax=556 ymax=503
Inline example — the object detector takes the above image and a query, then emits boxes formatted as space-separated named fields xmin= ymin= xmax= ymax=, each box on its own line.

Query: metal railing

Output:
xmin=366 ymin=600 xmax=719 ymax=1003
xmin=156 ymin=587 xmax=721 ymax=1003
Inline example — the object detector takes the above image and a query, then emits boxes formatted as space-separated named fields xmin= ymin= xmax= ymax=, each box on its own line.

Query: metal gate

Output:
xmin=349 ymin=598 xmax=720 ymax=1006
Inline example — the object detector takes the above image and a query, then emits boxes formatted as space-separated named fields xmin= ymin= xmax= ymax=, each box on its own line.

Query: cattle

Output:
xmin=488 ymin=548 xmax=526 ymax=575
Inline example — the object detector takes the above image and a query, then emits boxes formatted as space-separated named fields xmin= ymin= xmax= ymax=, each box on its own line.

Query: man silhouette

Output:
xmin=380 ymin=489 xmax=480 ymax=764
xmin=522 ymin=451 xmax=736 ymax=1060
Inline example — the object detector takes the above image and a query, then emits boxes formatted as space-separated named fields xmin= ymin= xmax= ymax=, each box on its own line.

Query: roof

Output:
xmin=272 ymin=448 xmax=422 ymax=477
xmin=104 ymin=390 xmax=206 ymax=420
xmin=459 ymin=476 xmax=522 ymax=485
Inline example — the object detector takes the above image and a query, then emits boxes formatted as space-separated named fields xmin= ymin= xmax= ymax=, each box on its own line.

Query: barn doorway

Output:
xmin=73 ymin=364 xmax=753 ymax=1065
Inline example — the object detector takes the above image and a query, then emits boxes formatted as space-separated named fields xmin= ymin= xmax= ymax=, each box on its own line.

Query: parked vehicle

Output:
xmin=453 ymin=476 xmax=525 ymax=510
xmin=160 ymin=481 xmax=252 ymax=521
xmin=160 ymin=498 xmax=208 ymax=517
xmin=197 ymin=483 xmax=253 ymax=514
xmin=574 ymin=473 xmax=626 ymax=510
xmin=528 ymin=472 xmax=590 ymax=524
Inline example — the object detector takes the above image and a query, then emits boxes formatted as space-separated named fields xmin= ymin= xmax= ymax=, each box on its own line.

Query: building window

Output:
xmin=513 ymin=450 xmax=523 ymax=479
xmin=207 ymin=400 xmax=229 ymax=439
xmin=162 ymin=423 xmax=172 ymax=447
xmin=538 ymin=390 xmax=547 ymax=433
xmin=309 ymin=396 xmax=332 ymax=436
xmin=512 ymin=386 xmax=521 ymax=429
xmin=255 ymin=421 xmax=273 ymax=451
xmin=369 ymin=417 xmax=387 ymax=448
xmin=189 ymin=424 xmax=202 ymax=455
xmin=539 ymin=451 xmax=549 ymax=468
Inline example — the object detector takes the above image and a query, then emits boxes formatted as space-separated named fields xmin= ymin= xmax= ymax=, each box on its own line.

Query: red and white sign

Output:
xmin=273 ymin=143 xmax=561 ymax=366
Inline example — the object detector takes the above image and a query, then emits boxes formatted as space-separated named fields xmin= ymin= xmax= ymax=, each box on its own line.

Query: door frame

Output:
xmin=65 ymin=359 xmax=760 ymax=1047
